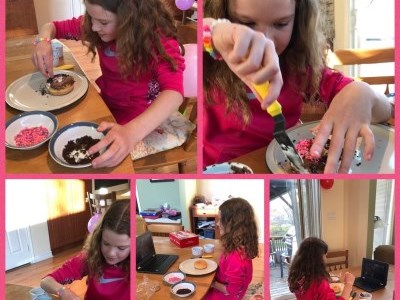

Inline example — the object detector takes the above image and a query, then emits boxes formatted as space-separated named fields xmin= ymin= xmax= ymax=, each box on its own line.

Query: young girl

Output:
xmin=204 ymin=197 xmax=259 ymax=299
xmin=40 ymin=199 xmax=130 ymax=300
xmin=288 ymin=237 xmax=355 ymax=299
xmin=33 ymin=0 xmax=185 ymax=168
xmin=203 ymin=0 xmax=392 ymax=173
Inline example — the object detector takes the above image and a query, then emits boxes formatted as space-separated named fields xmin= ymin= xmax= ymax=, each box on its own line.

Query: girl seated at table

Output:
xmin=32 ymin=0 xmax=185 ymax=168
xmin=288 ymin=237 xmax=354 ymax=300
xmin=40 ymin=200 xmax=130 ymax=300
xmin=204 ymin=197 xmax=259 ymax=299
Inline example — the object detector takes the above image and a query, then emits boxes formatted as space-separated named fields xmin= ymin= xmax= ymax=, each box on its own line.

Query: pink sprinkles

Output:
xmin=14 ymin=126 xmax=49 ymax=147
xmin=168 ymin=276 xmax=182 ymax=284
xmin=295 ymin=139 xmax=318 ymax=161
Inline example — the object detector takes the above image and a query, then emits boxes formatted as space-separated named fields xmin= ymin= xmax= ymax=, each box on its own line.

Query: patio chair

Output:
xmin=326 ymin=250 xmax=349 ymax=271
xmin=280 ymin=236 xmax=293 ymax=277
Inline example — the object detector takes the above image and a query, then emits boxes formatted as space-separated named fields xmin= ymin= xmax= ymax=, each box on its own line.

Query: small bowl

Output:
xmin=170 ymin=281 xmax=196 ymax=298
xmin=163 ymin=271 xmax=185 ymax=285
xmin=6 ymin=111 xmax=58 ymax=150
xmin=192 ymin=246 xmax=203 ymax=258
xmin=203 ymin=243 xmax=215 ymax=254
xmin=48 ymin=121 xmax=104 ymax=168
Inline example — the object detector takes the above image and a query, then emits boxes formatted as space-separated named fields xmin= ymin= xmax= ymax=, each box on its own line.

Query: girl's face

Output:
xmin=101 ymin=228 xmax=130 ymax=265
xmin=229 ymin=0 xmax=296 ymax=55
xmin=85 ymin=1 xmax=118 ymax=42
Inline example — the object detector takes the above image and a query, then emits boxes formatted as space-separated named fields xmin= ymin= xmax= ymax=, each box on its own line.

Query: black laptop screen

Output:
xmin=362 ymin=258 xmax=389 ymax=284
xmin=136 ymin=232 xmax=156 ymax=264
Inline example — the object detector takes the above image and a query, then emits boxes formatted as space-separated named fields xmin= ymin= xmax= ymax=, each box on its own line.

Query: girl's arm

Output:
xmin=41 ymin=276 xmax=80 ymax=300
xmin=88 ymin=90 xmax=183 ymax=168
xmin=311 ymin=81 xmax=392 ymax=173
xmin=204 ymin=17 xmax=283 ymax=110
xmin=32 ymin=22 xmax=57 ymax=77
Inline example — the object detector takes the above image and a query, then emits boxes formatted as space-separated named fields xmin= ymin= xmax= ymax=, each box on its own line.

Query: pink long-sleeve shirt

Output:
xmin=203 ymin=68 xmax=353 ymax=167
xmin=53 ymin=16 xmax=184 ymax=125
xmin=204 ymin=250 xmax=253 ymax=299
xmin=293 ymin=278 xmax=346 ymax=300
xmin=47 ymin=252 xmax=129 ymax=300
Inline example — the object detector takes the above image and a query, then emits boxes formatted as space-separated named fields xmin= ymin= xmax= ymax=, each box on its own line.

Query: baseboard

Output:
xmin=31 ymin=251 xmax=53 ymax=264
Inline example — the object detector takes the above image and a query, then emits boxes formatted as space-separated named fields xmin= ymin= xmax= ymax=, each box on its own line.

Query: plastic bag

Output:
xmin=136 ymin=276 xmax=161 ymax=300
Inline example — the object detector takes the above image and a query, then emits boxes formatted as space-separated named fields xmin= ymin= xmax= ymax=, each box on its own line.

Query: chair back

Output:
xmin=328 ymin=47 xmax=394 ymax=95
xmin=147 ymin=223 xmax=184 ymax=237
xmin=326 ymin=250 xmax=349 ymax=271
xmin=86 ymin=191 xmax=117 ymax=215
xmin=374 ymin=245 xmax=394 ymax=265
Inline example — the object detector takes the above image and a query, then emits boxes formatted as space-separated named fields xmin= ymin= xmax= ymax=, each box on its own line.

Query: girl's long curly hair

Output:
xmin=84 ymin=199 xmax=130 ymax=279
xmin=288 ymin=237 xmax=330 ymax=293
xmin=204 ymin=0 xmax=327 ymax=123
xmin=82 ymin=0 xmax=180 ymax=78
xmin=219 ymin=198 xmax=259 ymax=259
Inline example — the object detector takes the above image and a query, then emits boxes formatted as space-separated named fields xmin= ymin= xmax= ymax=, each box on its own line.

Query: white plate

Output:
xmin=266 ymin=121 xmax=394 ymax=174
xmin=203 ymin=162 xmax=254 ymax=174
xmin=6 ymin=70 xmax=88 ymax=111
xmin=330 ymin=283 xmax=344 ymax=296
xmin=6 ymin=111 xmax=58 ymax=150
xmin=179 ymin=258 xmax=218 ymax=276
xmin=48 ymin=122 xmax=104 ymax=168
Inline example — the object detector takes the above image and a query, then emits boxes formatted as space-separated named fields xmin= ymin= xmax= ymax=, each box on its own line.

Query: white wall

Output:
xmin=178 ymin=180 xmax=197 ymax=230
xmin=197 ymin=179 xmax=265 ymax=243
xmin=6 ymin=180 xmax=53 ymax=265
xmin=33 ymin=0 xmax=85 ymax=31
xmin=321 ymin=179 xmax=372 ymax=267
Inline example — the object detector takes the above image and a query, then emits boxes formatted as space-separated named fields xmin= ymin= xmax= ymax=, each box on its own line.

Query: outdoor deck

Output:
xmin=269 ymin=260 xmax=296 ymax=300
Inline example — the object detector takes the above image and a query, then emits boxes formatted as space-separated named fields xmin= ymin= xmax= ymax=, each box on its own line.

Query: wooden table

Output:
xmin=6 ymin=36 xmax=134 ymax=173
xmin=330 ymin=265 xmax=394 ymax=299
xmin=233 ymin=146 xmax=270 ymax=174
xmin=136 ymin=237 xmax=222 ymax=299
xmin=6 ymin=283 xmax=57 ymax=300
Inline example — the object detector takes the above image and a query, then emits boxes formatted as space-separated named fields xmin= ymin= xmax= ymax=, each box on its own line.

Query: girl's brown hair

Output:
xmin=82 ymin=0 xmax=180 ymax=78
xmin=84 ymin=199 xmax=130 ymax=278
xmin=288 ymin=237 xmax=330 ymax=293
xmin=219 ymin=198 xmax=259 ymax=259
xmin=204 ymin=0 xmax=327 ymax=123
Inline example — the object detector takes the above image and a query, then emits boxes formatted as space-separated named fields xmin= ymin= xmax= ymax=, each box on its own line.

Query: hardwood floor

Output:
xmin=62 ymin=40 xmax=197 ymax=174
xmin=6 ymin=245 xmax=87 ymax=298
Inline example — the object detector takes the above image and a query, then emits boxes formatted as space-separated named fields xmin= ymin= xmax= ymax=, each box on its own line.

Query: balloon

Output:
xmin=87 ymin=213 xmax=102 ymax=233
xmin=320 ymin=179 xmax=334 ymax=190
xmin=183 ymin=44 xmax=197 ymax=97
xmin=175 ymin=0 xmax=195 ymax=11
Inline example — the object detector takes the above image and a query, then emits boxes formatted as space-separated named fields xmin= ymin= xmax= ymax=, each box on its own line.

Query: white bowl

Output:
xmin=6 ymin=111 xmax=58 ymax=150
xmin=163 ymin=271 xmax=185 ymax=285
xmin=203 ymin=243 xmax=215 ymax=254
xmin=170 ymin=281 xmax=196 ymax=298
xmin=48 ymin=121 xmax=104 ymax=168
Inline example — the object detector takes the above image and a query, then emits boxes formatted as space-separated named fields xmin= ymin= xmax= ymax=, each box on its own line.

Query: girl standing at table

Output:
xmin=288 ymin=237 xmax=355 ymax=300
xmin=204 ymin=197 xmax=259 ymax=299
xmin=203 ymin=0 xmax=392 ymax=173
xmin=40 ymin=200 xmax=130 ymax=300
xmin=32 ymin=0 xmax=185 ymax=168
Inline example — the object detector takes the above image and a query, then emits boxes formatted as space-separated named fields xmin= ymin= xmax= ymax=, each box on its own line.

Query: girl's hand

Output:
xmin=88 ymin=121 xmax=135 ymax=168
xmin=59 ymin=288 xmax=81 ymax=300
xmin=32 ymin=39 xmax=54 ymax=78
xmin=343 ymin=272 xmax=355 ymax=286
xmin=210 ymin=21 xmax=283 ymax=109
xmin=310 ymin=81 xmax=375 ymax=173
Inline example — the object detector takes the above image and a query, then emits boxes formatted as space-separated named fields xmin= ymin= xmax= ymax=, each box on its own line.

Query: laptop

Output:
xmin=353 ymin=258 xmax=389 ymax=293
xmin=136 ymin=231 xmax=178 ymax=274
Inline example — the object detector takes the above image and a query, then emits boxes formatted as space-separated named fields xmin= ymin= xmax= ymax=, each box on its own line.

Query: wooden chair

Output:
xmin=86 ymin=191 xmax=116 ymax=215
xmin=328 ymin=47 xmax=394 ymax=95
xmin=326 ymin=250 xmax=349 ymax=271
xmin=136 ymin=215 xmax=148 ymax=237
xmin=147 ymin=223 xmax=184 ymax=237
xmin=132 ymin=99 xmax=197 ymax=173
xmin=374 ymin=245 xmax=394 ymax=265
